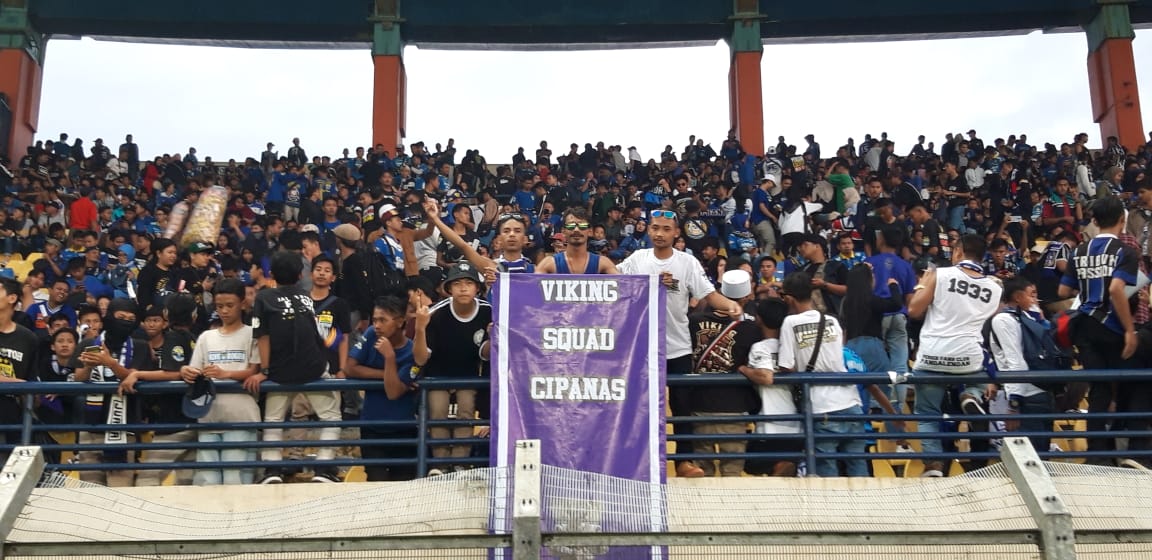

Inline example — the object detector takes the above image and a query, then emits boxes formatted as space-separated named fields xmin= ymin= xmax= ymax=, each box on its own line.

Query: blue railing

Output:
xmin=0 ymin=369 xmax=1148 ymax=479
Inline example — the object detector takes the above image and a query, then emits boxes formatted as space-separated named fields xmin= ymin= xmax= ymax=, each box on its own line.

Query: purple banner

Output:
xmin=491 ymin=273 xmax=666 ymax=554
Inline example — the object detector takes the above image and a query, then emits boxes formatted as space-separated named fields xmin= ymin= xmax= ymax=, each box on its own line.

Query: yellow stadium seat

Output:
xmin=344 ymin=466 xmax=367 ymax=483
xmin=6 ymin=260 xmax=34 ymax=281
xmin=24 ymin=252 xmax=44 ymax=263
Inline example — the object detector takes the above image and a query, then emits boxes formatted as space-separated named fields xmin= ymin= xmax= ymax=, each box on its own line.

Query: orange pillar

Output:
xmin=0 ymin=48 xmax=41 ymax=163
xmin=372 ymin=54 xmax=406 ymax=152
xmin=728 ymin=51 xmax=764 ymax=156
xmin=1087 ymin=38 xmax=1143 ymax=152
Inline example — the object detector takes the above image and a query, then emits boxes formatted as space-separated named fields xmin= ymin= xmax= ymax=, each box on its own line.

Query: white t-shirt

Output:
xmin=779 ymin=201 xmax=823 ymax=236
xmin=748 ymin=338 xmax=800 ymax=434
xmin=189 ymin=326 xmax=262 ymax=424
xmin=618 ymin=248 xmax=715 ymax=360
xmin=415 ymin=230 xmax=441 ymax=270
xmin=914 ymin=266 xmax=1002 ymax=374
xmin=776 ymin=309 xmax=861 ymax=414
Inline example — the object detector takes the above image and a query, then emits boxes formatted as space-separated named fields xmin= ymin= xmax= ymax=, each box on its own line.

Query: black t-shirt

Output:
xmin=423 ymin=299 xmax=492 ymax=378
xmin=687 ymin=313 xmax=760 ymax=413
xmin=0 ymin=324 xmax=40 ymax=424
xmin=313 ymin=294 xmax=352 ymax=374
xmin=253 ymin=285 xmax=327 ymax=383
xmin=143 ymin=328 xmax=197 ymax=430
xmin=136 ymin=263 xmax=178 ymax=308
xmin=946 ymin=176 xmax=970 ymax=208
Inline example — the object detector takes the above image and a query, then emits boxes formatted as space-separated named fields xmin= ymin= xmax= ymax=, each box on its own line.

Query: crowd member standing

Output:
xmin=0 ymin=277 xmax=41 ymax=462
xmin=1057 ymin=196 xmax=1141 ymax=462
xmin=135 ymin=238 xmax=179 ymax=309
xmin=347 ymin=296 xmax=420 ymax=481
xmin=247 ymin=251 xmax=341 ymax=483
xmin=618 ymin=209 xmax=741 ymax=478
xmin=908 ymin=234 xmax=1002 ymax=477
xmin=536 ymin=208 xmax=618 ymax=274
xmin=865 ymin=226 xmax=917 ymax=408
xmin=412 ymin=262 xmax=491 ymax=475
xmin=776 ymin=271 xmax=867 ymax=477
xmin=687 ymin=270 xmax=760 ymax=477
xmin=182 ymin=279 xmax=261 ymax=485
xmin=988 ymin=277 xmax=1056 ymax=453
xmin=73 ymin=298 xmax=150 ymax=486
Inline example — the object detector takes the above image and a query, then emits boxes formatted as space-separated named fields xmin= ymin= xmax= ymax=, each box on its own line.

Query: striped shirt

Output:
xmin=1061 ymin=234 xmax=1139 ymax=334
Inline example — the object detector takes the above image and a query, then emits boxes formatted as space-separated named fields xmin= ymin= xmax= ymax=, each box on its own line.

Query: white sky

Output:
xmin=36 ymin=29 xmax=1152 ymax=163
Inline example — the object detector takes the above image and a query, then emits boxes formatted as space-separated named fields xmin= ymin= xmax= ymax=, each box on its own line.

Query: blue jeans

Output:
xmin=194 ymin=430 xmax=257 ymax=485
xmin=814 ymin=405 xmax=868 ymax=477
xmin=947 ymin=206 xmax=965 ymax=231
xmin=847 ymin=336 xmax=889 ymax=409
xmin=912 ymin=370 xmax=985 ymax=455
xmin=881 ymin=314 xmax=910 ymax=410
xmin=1009 ymin=392 xmax=1055 ymax=453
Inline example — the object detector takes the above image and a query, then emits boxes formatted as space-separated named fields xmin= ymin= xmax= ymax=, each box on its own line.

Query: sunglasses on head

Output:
xmin=497 ymin=212 xmax=526 ymax=224
xmin=563 ymin=222 xmax=590 ymax=231
xmin=650 ymin=210 xmax=677 ymax=220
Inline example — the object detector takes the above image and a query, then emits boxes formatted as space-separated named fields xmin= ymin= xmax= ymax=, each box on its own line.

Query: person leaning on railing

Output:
xmin=346 ymin=296 xmax=420 ymax=482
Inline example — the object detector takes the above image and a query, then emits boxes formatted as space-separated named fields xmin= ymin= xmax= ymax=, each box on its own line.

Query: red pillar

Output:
xmin=372 ymin=54 xmax=406 ymax=151
xmin=1087 ymin=38 xmax=1144 ymax=152
xmin=728 ymin=51 xmax=764 ymax=156
xmin=0 ymin=48 xmax=41 ymax=164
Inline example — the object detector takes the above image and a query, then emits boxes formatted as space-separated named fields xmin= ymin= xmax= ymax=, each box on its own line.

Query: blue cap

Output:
xmin=182 ymin=375 xmax=216 ymax=419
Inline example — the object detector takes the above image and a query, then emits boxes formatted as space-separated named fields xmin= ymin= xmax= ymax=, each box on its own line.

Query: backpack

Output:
xmin=359 ymin=245 xmax=405 ymax=301
xmin=986 ymin=308 xmax=1071 ymax=391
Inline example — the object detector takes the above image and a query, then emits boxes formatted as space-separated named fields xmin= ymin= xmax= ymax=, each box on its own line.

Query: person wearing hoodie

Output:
xmin=826 ymin=162 xmax=855 ymax=215
xmin=611 ymin=218 xmax=652 ymax=261
xmin=73 ymin=298 xmax=151 ymax=486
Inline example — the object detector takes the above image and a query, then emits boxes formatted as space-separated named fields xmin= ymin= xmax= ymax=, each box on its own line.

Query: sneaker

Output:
xmin=1118 ymin=458 xmax=1150 ymax=471
xmin=921 ymin=461 xmax=945 ymax=478
xmin=427 ymin=468 xmax=445 ymax=477
xmin=960 ymin=395 xmax=987 ymax=416
xmin=311 ymin=468 xmax=342 ymax=483
xmin=258 ymin=470 xmax=284 ymax=484
xmin=675 ymin=462 xmax=705 ymax=478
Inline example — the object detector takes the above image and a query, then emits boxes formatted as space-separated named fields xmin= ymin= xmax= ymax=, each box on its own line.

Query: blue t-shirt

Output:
xmin=865 ymin=252 xmax=917 ymax=315
xmin=750 ymin=188 xmax=773 ymax=225
xmin=350 ymin=328 xmax=418 ymax=424
xmin=513 ymin=190 xmax=536 ymax=215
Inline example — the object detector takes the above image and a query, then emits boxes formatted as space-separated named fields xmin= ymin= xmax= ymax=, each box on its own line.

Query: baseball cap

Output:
xmin=182 ymin=375 xmax=216 ymax=419
xmin=45 ymin=238 xmax=62 ymax=248
xmin=720 ymin=270 xmax=752 ymax=300
xmin=298 ymin=224 xmax=320 ymax=234
xmin=378 ymin=204 xmax=400 ymax=221
xmin=187 ymin=241 xmax=215 ymax=254
xmin=1030 ymin=242 xmax=1048 ymax=254
xmin=333 ymin=223 xmax=361 ymax=242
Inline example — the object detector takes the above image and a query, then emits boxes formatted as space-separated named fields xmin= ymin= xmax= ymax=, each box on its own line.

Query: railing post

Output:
xmin=19 ymin=394 xmax=33 ymax=445
xmin=801 ymin=384 xmax=817 ymax=476
xmin=512 ymin=439 xmax=541 ymax=560
xmin=417 ymin=388 xmax=429 ymax=477
xmin=1000 ymin=437 xmax=1076 ymax=560
xmin=0 ymin=447 xmax=45 ymax=543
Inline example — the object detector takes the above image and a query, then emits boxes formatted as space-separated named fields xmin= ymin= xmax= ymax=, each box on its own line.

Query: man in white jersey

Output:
xmin=618 ymin=209 xmax=740 ymax=477
xmin=908 ymin=234 xmax=1002 ymax=477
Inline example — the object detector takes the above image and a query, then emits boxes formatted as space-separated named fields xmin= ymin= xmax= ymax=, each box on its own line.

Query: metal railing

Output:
xmin=0 ymin=369 xmax=1148 ymax=479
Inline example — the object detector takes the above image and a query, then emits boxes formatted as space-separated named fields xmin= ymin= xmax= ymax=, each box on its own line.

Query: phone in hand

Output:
xmin=82 ymin=345 xmax=101 ymax=355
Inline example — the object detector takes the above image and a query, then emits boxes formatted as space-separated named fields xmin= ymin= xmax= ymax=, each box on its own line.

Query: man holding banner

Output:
xmin=618 ymin=209 xmax=742 ymax=478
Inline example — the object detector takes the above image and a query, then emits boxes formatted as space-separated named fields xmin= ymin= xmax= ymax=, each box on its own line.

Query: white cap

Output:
xmin=378 ymin=204 xmax=399 ymax=220
xmin=720 ymin=270 xmax=752 ymax=300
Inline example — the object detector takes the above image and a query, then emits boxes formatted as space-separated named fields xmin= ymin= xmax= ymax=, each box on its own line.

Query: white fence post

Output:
xmin=512 ymin=439 xmax=541 ymax=560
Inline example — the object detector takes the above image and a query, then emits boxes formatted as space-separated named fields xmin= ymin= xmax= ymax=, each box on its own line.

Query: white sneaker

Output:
xmin=921 ymin=469 xmax=944 ymax=478
xmin=427 ymin=468 xmax=444 ymax=477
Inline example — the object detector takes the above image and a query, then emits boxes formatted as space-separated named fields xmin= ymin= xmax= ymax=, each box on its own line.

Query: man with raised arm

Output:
xmin=423 ymin=199 xmax=535 ymax=286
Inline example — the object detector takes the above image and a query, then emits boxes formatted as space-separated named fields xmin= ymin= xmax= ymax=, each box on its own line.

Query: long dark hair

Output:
xmin=840 ymin=264 xmax=874 ymax=341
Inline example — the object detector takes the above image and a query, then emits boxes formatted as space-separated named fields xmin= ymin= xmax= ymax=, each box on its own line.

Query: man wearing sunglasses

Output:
xmin=618 ymin=209 xmax=742 ymax=478
xmin=536 ymin=207 xmax=619 ymax=275
xmin=422 ymin=200 xmax=535 ymax=285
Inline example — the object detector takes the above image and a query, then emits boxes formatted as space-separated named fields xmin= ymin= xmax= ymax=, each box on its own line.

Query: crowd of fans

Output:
xmin=0 ymin=127 xmax=1151 ymax=483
